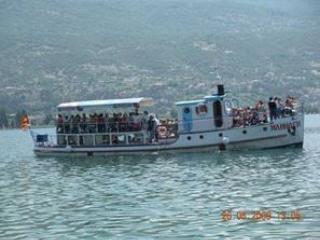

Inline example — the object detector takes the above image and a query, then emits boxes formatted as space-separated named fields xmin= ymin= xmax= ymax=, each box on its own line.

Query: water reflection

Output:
xmin=41 ymin=147 xmax=305 ymax=172
xmin=0 ymin=116 xmax=319 ymax=239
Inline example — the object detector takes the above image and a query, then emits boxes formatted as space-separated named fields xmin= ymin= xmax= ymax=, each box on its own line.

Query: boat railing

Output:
xmin=55 ymin=120 xmax=179 ymax=134
xmin=55 ymin=121 xmax=143 ymax=134
xmin=32 ymin=123 xmax=178 ymax=148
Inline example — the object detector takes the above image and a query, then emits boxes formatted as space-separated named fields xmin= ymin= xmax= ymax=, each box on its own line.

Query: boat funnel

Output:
xmin=217 ymin=84 xmax=225 ymax=96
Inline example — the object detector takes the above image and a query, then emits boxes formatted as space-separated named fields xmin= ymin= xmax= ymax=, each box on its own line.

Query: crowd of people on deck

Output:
xmin=56 ymin=110 xmax=164 ymax=134
xmin=56 ymin=110 xmax=178 ymax=142
xmin=56 ymin=96 xmax=297 ymax=137
xmin=232 ymin=96 xmax=296 ymax=127
xmin=267 ymin=96 xmax=295 ymax=121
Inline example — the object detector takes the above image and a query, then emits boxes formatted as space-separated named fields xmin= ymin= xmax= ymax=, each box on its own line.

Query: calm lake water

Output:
xmin=0 ymin=115 xmax=320 ymax=239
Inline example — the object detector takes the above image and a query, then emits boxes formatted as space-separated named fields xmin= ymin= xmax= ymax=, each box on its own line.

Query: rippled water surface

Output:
xmin=0 ymin=115 xmax=320 ymax=239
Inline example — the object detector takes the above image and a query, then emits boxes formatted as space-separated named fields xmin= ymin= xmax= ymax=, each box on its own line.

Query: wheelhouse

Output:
xmin=175 ymin=85 xmax=239 ymax=133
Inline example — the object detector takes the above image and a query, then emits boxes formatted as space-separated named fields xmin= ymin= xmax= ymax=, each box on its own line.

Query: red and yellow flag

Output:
xmin=20 ymin=115 xmax=30 ymax=130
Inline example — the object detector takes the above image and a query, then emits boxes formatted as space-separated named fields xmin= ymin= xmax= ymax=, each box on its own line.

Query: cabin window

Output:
xmin=95 ymin=135 xmax=110 ymax=145
xmin=112 ymin=134 xmax=126 ymax=145
xmin=184 ymin=107 xmax=190 ymax=113
xmin=68 ymin=135 xmax=78 ymax=146
xmin=128 ymin=133 xmax=144 ymax=144
xmin=195 ymin=104 xmax=208 ymax=116
xmin=80 ymin=135 xmax=94 ymax=146
xmin=213 ymin=100 xmax=223 ymax=127
xmin=57 ymin=135 xmax=67 ymax=146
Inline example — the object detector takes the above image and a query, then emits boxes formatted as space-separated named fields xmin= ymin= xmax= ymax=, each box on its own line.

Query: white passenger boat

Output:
xmin=31 ymin=85 xmax=304 ymax=156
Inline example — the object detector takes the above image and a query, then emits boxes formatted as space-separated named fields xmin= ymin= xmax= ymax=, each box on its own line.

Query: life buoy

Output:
xmin=231 ymin=98 xmax=239 ymax=108
xmin=224 ymin=100 xmax=232 ymax=110
xmin=157 ymin=126 xmax=168 ymax=138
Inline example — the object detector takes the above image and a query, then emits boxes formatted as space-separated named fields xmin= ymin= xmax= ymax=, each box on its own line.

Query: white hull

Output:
xmin=34 ymin=114 xmax=304 ymax=156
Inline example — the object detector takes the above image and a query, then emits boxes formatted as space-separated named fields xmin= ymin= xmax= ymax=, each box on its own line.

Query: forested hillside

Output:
xmin=1 ymin=0 xmax=319 ymax=121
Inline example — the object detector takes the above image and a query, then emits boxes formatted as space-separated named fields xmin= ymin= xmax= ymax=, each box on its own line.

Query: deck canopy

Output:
xmin=175 ymin=99 xmax=203 ymax=106
xmin=57 ymin=97 xmax=154 ymax=112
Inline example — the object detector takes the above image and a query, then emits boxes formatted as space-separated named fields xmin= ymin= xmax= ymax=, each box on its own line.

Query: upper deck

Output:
xmin=53 ymin=97 xmax=178 ymax=147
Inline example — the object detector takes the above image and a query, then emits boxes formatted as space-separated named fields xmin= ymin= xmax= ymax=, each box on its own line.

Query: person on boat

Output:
xmin=153 ymin=114 xmax=161 ymax=141
xmin=276 ymin=97 xmax=284 ymax=118
xmin=97 ymin=114 xmax=105 ymax=132
xmin=57 ymin=114 xmax=64 ymax=133
xmin=284 ymin=96 xmax=295 ymax=116
xmin=141 ymin=111 xmax=149 ymax=131
xmin=119 ymin=113 xmax=128 ymax=132
xmin=152 ymin=114 xmax=160 ymax=126
xmin=104 ymin=113 xmax=110 ymax=132
xmin=285 ymin=96 xmax=294 ymax=109
xmin=112 ymin=135 xmax=118 ymax=144
xmin=232 ymin=108 xmax=241 ymax=127
xmin=71 ymin=114 xmax=79 ymax=133
xmin=268 ymin=97 xmax=277 ymax=121
xmin=147 ymin=114 xmax=156 ymax=142
xmin=64 ymin=115 xmax=70 ymax=133
xmin=88 ymin=114 xmax=96 ymax=133
xmin=132 ymin=112 xmax=141 ymax=131
xmin=80 ymin=113 xmax=87 ymax=133
xmin=109 ymin=113 xmax=116 ymax=132
xmin=255 ymin=100 xmax=267 ymax=123
xmin=116 ymin=113 xmax=123 ymax=132
xmin=128 ymin=112 xmax=135 ymax=131
xmin=250 ymin=108 xmax=259 ymax=125
xmin=69 ymin=115 xmax=75 ymax=133
xmin=75 ymin=114 xmax=81 ymax=133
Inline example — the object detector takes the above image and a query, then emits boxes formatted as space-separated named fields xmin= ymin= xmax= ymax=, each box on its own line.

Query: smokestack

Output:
xmin=217 ymin=84 xmax=225 ymax=96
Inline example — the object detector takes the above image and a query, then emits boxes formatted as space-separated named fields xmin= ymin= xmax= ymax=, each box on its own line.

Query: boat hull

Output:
xmin=34 ymin=114 xmax=304 ymax=156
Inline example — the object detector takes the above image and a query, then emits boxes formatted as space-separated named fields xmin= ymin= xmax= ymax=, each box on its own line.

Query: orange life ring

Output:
xmin=157 ymin=126 xmax=168 ymax=138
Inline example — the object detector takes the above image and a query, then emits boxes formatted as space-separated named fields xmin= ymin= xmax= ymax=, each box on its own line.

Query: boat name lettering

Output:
xmin=271 ymin=121 xmax=301 ymax=131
